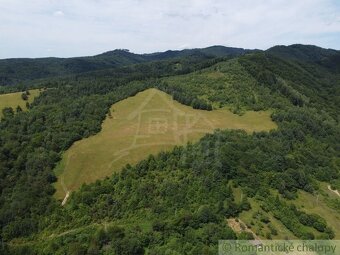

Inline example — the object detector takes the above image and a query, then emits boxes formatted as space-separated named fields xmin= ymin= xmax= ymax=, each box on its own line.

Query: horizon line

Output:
xmin=1 ymin=43 xmax=339 ymax=60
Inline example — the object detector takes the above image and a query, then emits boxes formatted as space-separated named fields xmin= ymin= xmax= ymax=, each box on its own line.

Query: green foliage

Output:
xmin=0 ymin=46 xmax=249 ymax=87
xmin=1 ymin=44 xmax=340 ymax=253
xmin=265 ymin=196 xmax=334 ymax=239
xmin=237 ymin=232 xmax=254 ymax=240
xmin=21 ymin=92 xmax=28 ymax=101
xmin=159 ymin=58 xmax=273 ymax=112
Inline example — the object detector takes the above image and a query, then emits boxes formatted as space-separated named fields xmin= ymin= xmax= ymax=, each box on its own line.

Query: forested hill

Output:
xmin=0 ymin=44 xmax=339 ymax=254
xmin=268 ymin=44 xmax=340 ymax=68
xmin=239 ymin=46 xmax=340 ymax=120
xmin=0 ymin=46 xmax=253 ymax=86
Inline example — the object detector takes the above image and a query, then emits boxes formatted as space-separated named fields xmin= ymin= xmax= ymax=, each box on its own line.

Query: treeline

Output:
xmin=0 ymin=81 xmax=150 ymax=242
xmin=0 ymin=55 xmax=227 ymax=243
xmin=238 ymin=52 xmax=340 ymax=119
xmin=10 ymin=55 xmax=227 ymax=90
xmin=157 ymin=82 xmax=213 ymax=110
xmin=1 ymin=46 xmax=340 ymax=254
xmin=264 ymin=196 xmax=334 ymax=239
xmin=8 ymin=126 xmax=338 ymax=253
xmin=174 ymin=91 xmax=213 ymax=111
xmin=9 ymin=135 xmax=255 ymax=254
xmin=0 ymin=45 xmax=246 ymax=87
xmin=160 ymin=58 xmax=278 ymax=114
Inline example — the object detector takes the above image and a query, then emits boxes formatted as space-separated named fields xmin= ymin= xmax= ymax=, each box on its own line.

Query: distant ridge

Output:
xmin=1 ymin=44 xmax=339 ymax=86
xmin=0 ymin=46 xmax=254 ymax=86
xmin=267 ymin=44 xmax=340 ymax=71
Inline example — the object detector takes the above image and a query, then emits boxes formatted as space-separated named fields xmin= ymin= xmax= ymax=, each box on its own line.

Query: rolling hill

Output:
xmin=268 ymin=44 xmax=340 ymax=69
xmin=0 ymin=46 xmax=254 ymax=87
xmin=54 ymin=88 xmax=276 ymax=200
xmin=0 ymin=44 xmax=339 ymax=254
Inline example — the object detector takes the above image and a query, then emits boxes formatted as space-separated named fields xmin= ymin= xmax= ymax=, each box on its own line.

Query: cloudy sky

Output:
xmin=1 ymin=0 xmax=340 ymax=58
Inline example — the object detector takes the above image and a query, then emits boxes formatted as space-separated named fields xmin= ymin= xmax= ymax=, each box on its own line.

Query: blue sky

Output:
xmin=0 ymin=0 xmax=339 ymax=58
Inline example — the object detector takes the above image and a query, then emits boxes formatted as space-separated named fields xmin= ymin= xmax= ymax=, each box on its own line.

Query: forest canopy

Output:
xmin=0 ymin=44 xmax=339 ymax=254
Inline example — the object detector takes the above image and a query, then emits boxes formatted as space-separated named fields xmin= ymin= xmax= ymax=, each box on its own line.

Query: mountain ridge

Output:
xmin=0 ymin=45 xmax=253 ymax=86
xmin=1 ymin=44 xmax=339 ymax=87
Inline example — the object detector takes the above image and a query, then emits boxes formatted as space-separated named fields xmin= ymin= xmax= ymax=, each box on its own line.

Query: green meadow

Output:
xmin=291 ymin=183 xmax=340 ymax=239
xmin=54 ymin=88 xmax=277 ymax=199
xmin=235 ymin=182 xmax=340 ymax=239
xmin=0 ymin=89 xmax=40 ymax=117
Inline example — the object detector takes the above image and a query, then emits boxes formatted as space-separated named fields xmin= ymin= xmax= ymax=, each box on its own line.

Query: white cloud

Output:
xmin=0 ymin=0 xmax=339 ymax=58
xmin=53 ymin=10 xmax=64 ymax=17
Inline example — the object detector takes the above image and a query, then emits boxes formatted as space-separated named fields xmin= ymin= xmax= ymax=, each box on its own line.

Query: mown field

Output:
xmin=54 ymin=88 xmax=277 ymax=199
xmin=0 ymin=89 xmax=41 ymax=117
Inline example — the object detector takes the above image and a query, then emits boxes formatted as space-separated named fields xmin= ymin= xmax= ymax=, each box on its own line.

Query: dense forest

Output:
xmin=0 ymin=44 xmax=339 ymax=254
xmin=0 ymin=46 xmax=253 ymax=87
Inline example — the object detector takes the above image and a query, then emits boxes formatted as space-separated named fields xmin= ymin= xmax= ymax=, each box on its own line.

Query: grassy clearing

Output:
xmin=0 ymin=89 xmax=40 ymax=117
xmin=235 ymin=183 xmax=340 ymax=240
xmin=292 ymin=187 xmax=340 ymax=239
xmin=54 ymin=88 xmax=277 ymax=199
xmin=233 ymin=186 xmax=297 ymax=240
xmin=162 ymin=59 xmax=275 ymax=113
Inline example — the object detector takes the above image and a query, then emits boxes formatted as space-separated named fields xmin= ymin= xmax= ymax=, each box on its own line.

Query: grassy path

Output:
xmin=328 ymin=185 xmax=340 ymax=198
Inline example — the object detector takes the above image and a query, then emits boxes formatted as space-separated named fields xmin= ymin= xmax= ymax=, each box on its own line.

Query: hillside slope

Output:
xmin=0 ymin=89 xmax=40 ymax=117
xmin=0 ymin=44 xmax=339 ymax=254
xmin=0 ymin=46 xmax=253 ymax=86
xmin=54 ymin=88 xmax=275 ymax=199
